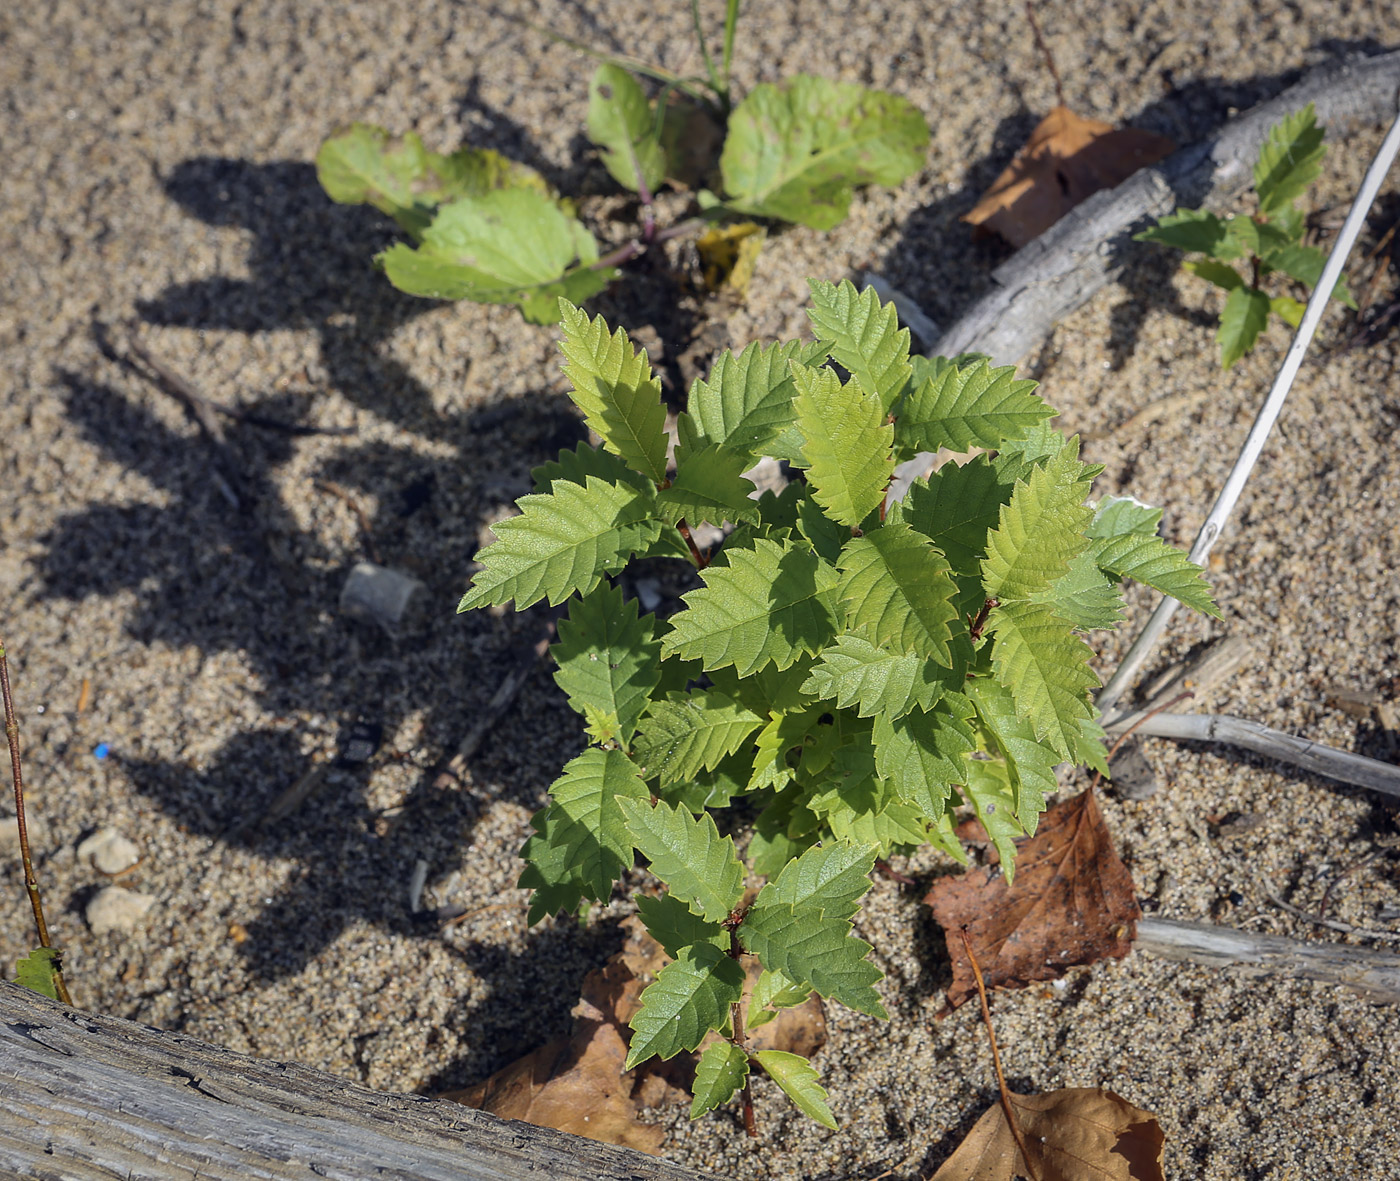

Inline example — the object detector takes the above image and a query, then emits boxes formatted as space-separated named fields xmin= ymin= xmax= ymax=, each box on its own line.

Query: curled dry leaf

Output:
xmin=930 ymin=1087 xmax=1165 ymax=1181
xmin=444 ymin=915 xmax=825 ymax=1149
xmin=963 ymin=106 xmax=1175 ymax=248
xmin=926 ymin=789 xmax=1140 ymax=1010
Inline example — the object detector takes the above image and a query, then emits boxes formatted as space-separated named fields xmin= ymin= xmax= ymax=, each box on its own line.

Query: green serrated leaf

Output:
xmin=552 ymin=582 xmax=661 ymax=746
xmin=633 ymin=690 xmax=764 ymax=786
xmin=1183 ymin=257 xmax=1246 ymax=291
xmin=626 ymin=942 xmax=746 ymax=1068
xmin=664 ymin=748 xmax=754 ymax=813
xmin=837 ymin=524 xmax=959 ymax=662
xmin=992 ymin=422 xmax=1075 ymax=485
xmin=662 ymin=537 xmax=840 ymax=676
xmin=558 ymin=302 xmax=669 ymax=485
xmin=658 ymin=444 xmax=762 ymax=528
xmin=980 ymin=441 xmax=1096 ymax=602
xmin=316 ymin=123 xmax=551 ymax=238
xmin=530 ymin=441 xmax=655 ymax=496
xmin=807 ymin=753 xmax=930 ymax=855
xmin=1270 ymin=294 xmax=1306 ymax=328
xmin=1260 ymin=243 xmax=1356 ymax=309
xmin=801 ymin=635 xmax=957 ymax=719
xmin=1218 ymin=284 xmax=1272 ymax=368
xmin=749 ymin=967 xmax=812 ymax=1026
xmin=738 ymin=902 xmax=886 ymax=1018
xmin=681 ymin=340 xmax=829 ymax=464
xmin=758 ymin=839 xmax=877 ymax=921
xmin=749 ymin=709 xmax=820 ymax=792
xmin=518 ymin=748 xmax=650 ymax=922
xmin=895 ymin=455 xmax=1014 ymax=581
xmin=788 ymin=499 xmax=841 ymax=566
xmin=964 ymin=677 xmax=1059 ymax=835
xmin=721 ymin=74 xmax=929 ymax=230
xmin=459 ymin=476 xmax=651 ymax=610
xmin=1255 ymin=103 xmax=1324 ymax=216
xmin=987 ymin=600 xmax=1099 ymax=761
xmin=749 ymin=790 xmax=820 ymax=875
xmin=926 ymin=807 xmax=970 ymax=865
xmin=872 ymin=694 xmax=977 ymax=821
xmin=1087 ymin=495 xmax=1162 ymax=539
xmin=13 ymin=947 xmax=61 ymax=1000
xmin=1075 ymin=713 xmax=1111 ymax=779
xmin=1133 ymin=208 xmax=1234 ymax=256
xmin=1090 ymin=532 xmax=1220 ymax=616
xmin=806 ymin=279 xmax=911 ymax=410
xmin=753 ymin=1050 xmax=837 ymax=1129
xmin=792 ymin=363 xmax=893 ymax=527
xmin=619 ymin=798 xmax=746 ymax=922
xmin=692 ymin=1041 xmax=751 ymax=1118
xmin=380 ymin=190 xmax=612 ymax=322
xmin=587 ymin=65 xmax=667 ymax=194
xmin=1029 ymin=549 xmax=1125 ymax=630
xmin=898 ymin=359 xmax=1054 ymax=453
xmin=635 ymin=891 xmax=729 ymax=958
xmin=959 ymin=757 xmax=1026 ymax=882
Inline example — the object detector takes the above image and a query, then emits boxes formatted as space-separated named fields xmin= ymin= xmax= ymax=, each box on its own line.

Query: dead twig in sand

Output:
xmin=316 ymin=481 xmax=382 ymax=564
xmin=1119 ymin=711 xmax=1400 ymax=800
xmin=1 ymin=637 xmax=73 ymax=1006
xmin=1258 ymin=878 xmax=1400 ymax=946
xmin=432 ymin=614 xmax=561 ymax=792
xmin=1135 ymin=917 xmax=1400 ymax=1003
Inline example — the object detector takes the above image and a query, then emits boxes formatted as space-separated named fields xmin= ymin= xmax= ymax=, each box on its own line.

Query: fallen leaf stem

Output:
xmin=959 ymin=926 xmax=1035 ymax=1181
xmin=1 ymin=638 xmax=73 ymax=1006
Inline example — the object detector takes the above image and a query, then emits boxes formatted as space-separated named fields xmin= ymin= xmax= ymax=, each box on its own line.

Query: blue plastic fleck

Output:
xmin=93 ymin=743 xmax=110 ymax=760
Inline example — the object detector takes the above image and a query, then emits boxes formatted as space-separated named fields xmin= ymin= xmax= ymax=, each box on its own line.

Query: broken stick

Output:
xmin=1135 ymin=917 xmax=1400 ymax=1005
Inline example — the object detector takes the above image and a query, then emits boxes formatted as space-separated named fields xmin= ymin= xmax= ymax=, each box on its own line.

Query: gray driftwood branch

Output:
xmin=1125 ymin=711 xmax=1400 ymax=799
xmin=932 ymin=48 xmax=1400 ymax=365
xmin=1135 ymin=918 xmax=1400 ymax=1004
xmin=0 ymin=981 xmax=721 ymax=1181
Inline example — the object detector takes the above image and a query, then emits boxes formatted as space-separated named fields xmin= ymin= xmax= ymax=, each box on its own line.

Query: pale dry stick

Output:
xmin=1135 ymin=917 xmax=1400 ymax=1003
xmin=1097 ymin=105 xmax=1400 ymax=720
xmin=1123 ymin=712 xmax=1400 ymax=800
xmin=958 ymin=928 xmax=1038 ymax=1181
xmin=0 ymin=638 xmax=73 ymax=1006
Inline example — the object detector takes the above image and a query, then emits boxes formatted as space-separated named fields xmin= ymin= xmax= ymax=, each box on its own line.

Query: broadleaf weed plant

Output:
xmin=1136 ymin=104 xmax=1355 ymax=367
xmin=315 ymin=3 xmax=930 ymax=322
xmin=457 ymin=279 xmax=1218 ymax=1128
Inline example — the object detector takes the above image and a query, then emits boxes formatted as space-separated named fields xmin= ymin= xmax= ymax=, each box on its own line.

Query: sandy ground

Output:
xmin=3 ymin=2 xmax=1400 ymax=1177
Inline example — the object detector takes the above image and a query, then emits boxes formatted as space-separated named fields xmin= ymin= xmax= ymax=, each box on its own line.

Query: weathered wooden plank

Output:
xmin=0 ymin=982 xmax=723 ymax=1181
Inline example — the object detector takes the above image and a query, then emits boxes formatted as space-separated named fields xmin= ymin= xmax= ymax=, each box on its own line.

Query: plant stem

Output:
xmin=691 ymin=0 xmax=724 ymax=102
xmin=959 ymin=927 xmax=1036 ymax=1181
xmin=590 ymin=217 xmax=709 ymax=272
xmin=676 ymin=519 xmax=710 ymax=568
xmin=1 ymin=637 xmax=73 ymax=1006
xmin=1024 ymin=0 xmax=1065 ymax=109
xmin=720 ymin=0 xmax=741 ymax=110
xmin=1097 ymin=103 xmax=1400 ymax=719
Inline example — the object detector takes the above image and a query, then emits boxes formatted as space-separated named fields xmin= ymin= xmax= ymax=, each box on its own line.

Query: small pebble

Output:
xmin=76 ymin=827 xmax=142 ymax=875
xmin=86 ymin=886 xmax=156 ymax=935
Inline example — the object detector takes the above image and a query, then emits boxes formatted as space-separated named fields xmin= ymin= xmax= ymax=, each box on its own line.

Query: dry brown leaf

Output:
xmin=931 ymin=1087 xmax=1165 ymax=1181
xmin=444 ymin=914 xmax=826 ymax=1148
xmin=963 ymin=106 xmax=1175 ymax=248
xmin=926 ymin=790 xmax=1140 ymax=1010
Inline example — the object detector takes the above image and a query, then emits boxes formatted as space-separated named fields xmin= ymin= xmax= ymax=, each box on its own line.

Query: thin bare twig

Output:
xmin=1 ymin=638 xmax=73 ymax=1006
xmin=316 ymin=481 xmax=381 ymax=564
xmin=1259 ymin=879 xmax=1400 ymax=945
xmin=1024 ymin=0 xmax=1065 ymax=108
xmin=959 ymin=927 xmax=1037 ymax=1181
